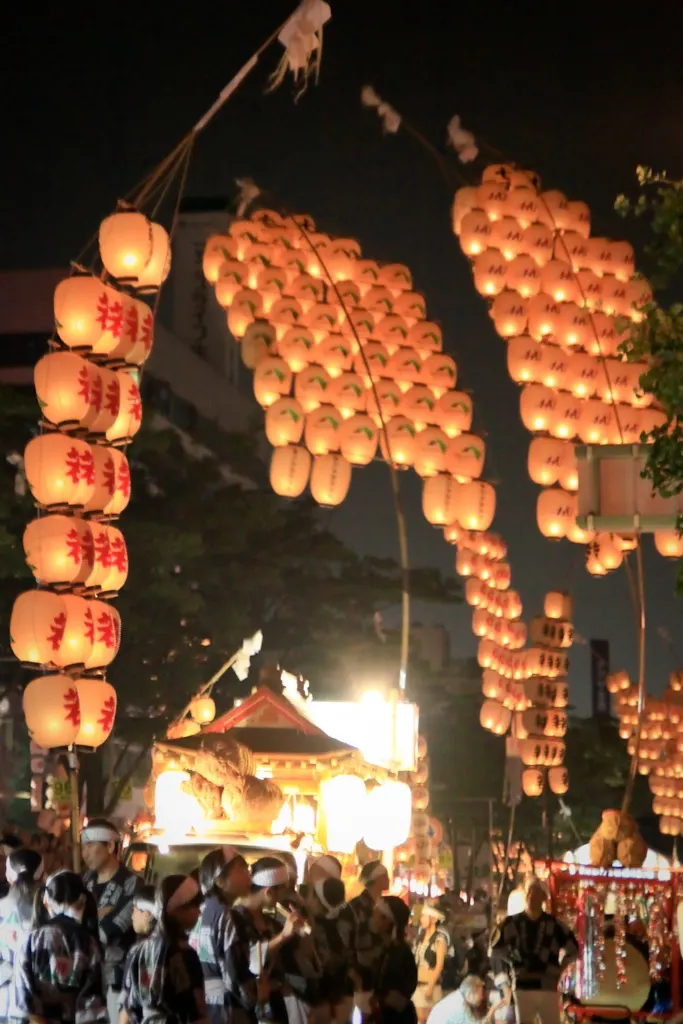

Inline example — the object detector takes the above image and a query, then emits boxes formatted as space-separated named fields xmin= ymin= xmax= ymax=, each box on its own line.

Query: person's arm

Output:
xmin=219 ymin=912 xmax=258 ymax=1011
xmin=424 ymin=936 xmax=448 ymax=998
xmin=11 ymin=934 xmax=40 ymax=1022
xmin=98 ymin=875 xmax=136 ymax=947
xmin=557 ymin=920 xmax=578 ymax=961
xmin=266 ymin=910 xmax=303 ymax=956
xmin=182 ymin=947 xmax=209 ymax=1024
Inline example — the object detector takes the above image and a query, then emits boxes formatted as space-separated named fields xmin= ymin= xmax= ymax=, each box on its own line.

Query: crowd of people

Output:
xmin=0 ymin=822 xmax=578 ymax=1024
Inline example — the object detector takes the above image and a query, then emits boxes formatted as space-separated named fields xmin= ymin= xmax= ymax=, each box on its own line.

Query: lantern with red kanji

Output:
xmin=10 ymin=591 xmax=67 ymax=667
xmin=24 ymin=435 xmax=94 ymax=510
xmin=106 ymin=371 xmax=143 ymax=444
xmin=53 ymin=595 xmax=95 ymax=670
xmin=73 ymin=679 xmax=117 ymax=749
xmin=121 ymin=297 xmax=155 ymax=367
xmin=23 ymin=675 xmax=81 ymax=749
xmin=83 ymin=600 xmax=121 ymax=671
xmin=23 ymin=515 xmax=91 ymax=589
xmin=100 ymin=526 xmax=128 ymax=596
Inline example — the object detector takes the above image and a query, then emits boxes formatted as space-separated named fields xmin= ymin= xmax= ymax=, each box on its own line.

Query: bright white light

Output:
xmin=155 ymin=770 xmax=203 ymax=836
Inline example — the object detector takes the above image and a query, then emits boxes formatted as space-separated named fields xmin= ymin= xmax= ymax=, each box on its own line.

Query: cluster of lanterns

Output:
xmin=11 ymin=207 xmax=170 ymax=753
xmin=610 ymin=669 xmax=683 ymax=835
xmin=202 ymin=208 xmax=495 ymax=528
xmin=394 ymin=734 xmax=439 ymax=879
xmin=320 ymin=774 xmax=412 ymax=854
xmin=453 ymin=164 xmax=678 ymax=571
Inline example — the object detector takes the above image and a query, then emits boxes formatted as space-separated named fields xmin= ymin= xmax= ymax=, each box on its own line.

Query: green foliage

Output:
xmin=615 ymin=168 xmax=683 ymax=591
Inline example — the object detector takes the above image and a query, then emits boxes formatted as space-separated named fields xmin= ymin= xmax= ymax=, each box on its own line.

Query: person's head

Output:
xmin=7 ymin=848 xmax=44 ymax=902
xmin=460 ymin=975 xmax=486 ymax=1009
xmin=156 ymin=874 xmax=201 ymax=939
xmin=305 ymin=855 xmax=343 ymax=888
xmin=80 ymin=818 xmax=121 ymax=874
xmin=523 ymin=876 xmax=547 ymax=919
xmin=419 ymin=903 xmax=445 ymax=932
xmin=36 ymin=870 xmax=88 ymax=928
xmin=199 ymin=847 xmax=251 ymax=902
xmin=132 ymin=883 xmax=157 ymax=937
xmin=304 ymin=877 xmax=346 ymax=920
xmin=371 ymin=895 xmax=410 ymax=943
xmin=360 ymin=860 xmax=390 ymax=901
xmin=249 ymin=857 xmax=291 ymax=910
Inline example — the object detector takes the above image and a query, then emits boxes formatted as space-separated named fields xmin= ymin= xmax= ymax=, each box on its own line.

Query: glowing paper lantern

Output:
xmin=528 ymin=438 xmax=571 ymax=487
xmin=53 ymin=275 xmax=111 ymax=352
xmin=135 ymin=222 xmax=171 ymax=293
xmin=520 ymin=224 xmax=554 ymax=267
xmin=459 ymin=210 xmax=492 ymax=257
xmin=363 ymin=781 xmax=412 ymax=851
xmin=473 ymin=249 xmax=509 ymax=297
xmin=304 ymin=406 xmax=342 ymax=455
xmin=507 ymin=336 xmax=545 ymax=384
xmin=24 ymin=435 xmax=94 ymax=509
xmin=22 ymin=675 xmax=80 ymax=749
xmin=100 ymin=526 xmax=128 ymax=596
xmin=326 ymin=372 xmax=366 ymax=419
xmin=435 ymin=392 xmax=473 ymax=438
xmin=339 ymin=414 xmax=378 ymax=466
xmin=506 ymin=187 xmax=542 ymax=229
xmin=269 ymin=445 xmax=311 ymax=498
xmin=105 ymin=371 xmax=142 ymax=444
xmin=401 ymin=385 xmax=438 ymax=427
xmin=456 ymin=481 xmax=496 ymax=531
xmin=215 ymin=261 xmax=247 ymax=306
xmin=253 ymin=357 xmax=293 ymax=409
xmin=527 ymin=293 xmax=561 ymax=340
xmin=99 ymin=210 xmax=153 ymax=284
xmin=422 ymin=475 xmax=461 ymax=526
xmin=446 ymin=433 xmax=486 ymax=480
xmin=540 ymin=260 xmax=580 ymax=304
xmin=480 ymin=699 xmax=511 ymax=735
xmin=548 ymin=766 xmax=569 ymax=795
xmin=310 ymin=453 xmax=352 ymax=507
xmin=413 ymin=428 xmax=449 ymax=478
xmin=202 ymin=234 xmax=237 ymax=283
xmin=548 ymin=393 xmax=582 ymax=440
xmin=544 ymin=591 xmax=573 ymax=620
xmin=73 ymin=678 xmax=117 ymax=749
xmin=265 ymin=397 xmax=305 ymax=447
xmin=190 ymin=696 xmax=216 ymax=725
xmin=522 ymin=769 xmax=544 ymax=797
xmin=50 ymin=595 xmax=94 ymax=670
xmin=23 ymin=515 xmax=90 ymax=589
xmin=10 ymin=591 xmax=67 ymax=666
xmin=34 ymin=352 xmax=95 ymax=429
xmin=83 ymin=600 xmax=121 ymax=671
xmin=379 ymin=417 xmax=416 ymax=468
xmin=489 ymin=218 xmax=525 ymax=261
xmin=506 ymin=254 xmax=541 ymax=298
xmin=491 ymin=292 xmax=528 ymax=338
xmin=654 ymin=531 xmax=683 ymax=559
xmin=536 ymin=489 xmax=577 ymax=539
xmin=321 ymin=775 xmax=367 ymax=853
xmin=519 ymin=385 xmax=557 ymax=433
xmin=295 ymin=365 xmax=331 ymax=413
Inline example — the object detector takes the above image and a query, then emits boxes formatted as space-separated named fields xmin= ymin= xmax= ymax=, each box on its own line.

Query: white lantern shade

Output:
xmin=23 ymin=675 xmax=80 ymax=749
xmin=135 ymin=222 xmax=171 ymax=293
xmin=53 ymin=595 xmax=95 ymax=670
xmin=100 ymin=526 xmax=128 ymax=596
xmin=363 ymin=781 xmax=412 ymax=851
xmin=73 ymin=678 xmax=117 ymax=749
xmin=24 ymin=435 xmax=93 ymax=509
xmin=23 ymin=515 xmax=91 ymax=588
xmin=34 ymin=352 xmax=94 ymax=429
xmin=190 ymin=696 xmax=216 ymax=724
xmin=320 ymin=775 xmax=367 ymax=853
xmin=99 ymin=210 xmax=153 ymax=283
xmin=105 ymin=371 xmax=143 ymax=443
xmin=83 ymin=600 xmax=121 ymax=671
xmin=10 ymin=591 xmax=67 ymax=666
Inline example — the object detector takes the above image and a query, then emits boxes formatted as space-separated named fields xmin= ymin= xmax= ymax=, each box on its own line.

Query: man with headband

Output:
xmin=81 ymin=817 xmax=137 ymax=1023
xmin=338 ymin=860 xmax=390 ymax=1001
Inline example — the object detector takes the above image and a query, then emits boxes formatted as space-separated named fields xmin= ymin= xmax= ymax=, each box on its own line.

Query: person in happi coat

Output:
xmin=119 ymin=874 xmax=206 ymax=1024
xmin=493 ymin=876 xmax=577 ymax=991
xmin=193 ymin=847 xmax=259 ymax=1024
xmin=233 ymin=857 xmax=306 ymax=1024
xmin=81 ymin=819 xmax=137 ymax=1024
xmin=337 ymin=861 xmax=390 ymax=1005
xmin=0 ymin=849 xmax=44 ymax=1019
xmin=372 ymin=897 xmax=417 ymax=1024
xmin=302 ymin=876 xmax=350 ymax=1024
xmin=413 ymin=904 xmax=449 ymax=1022
xmin=11 ymin=869 xmax=108 ymax=1024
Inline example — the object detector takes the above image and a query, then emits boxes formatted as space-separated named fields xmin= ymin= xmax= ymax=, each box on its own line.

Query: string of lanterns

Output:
xmin=203 ymin=207 xmax=573 ymax=796
xmin=452 ymin=164 xmax=678 ymax=573
xmin=10 ymin=207 xmax=170 ymax=754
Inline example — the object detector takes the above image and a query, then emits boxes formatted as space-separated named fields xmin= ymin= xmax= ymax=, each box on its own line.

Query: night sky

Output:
xmin=3 ymin=3 xmax=683 ymax=714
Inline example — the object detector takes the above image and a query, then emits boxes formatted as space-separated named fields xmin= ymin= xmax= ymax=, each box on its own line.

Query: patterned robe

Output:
xmin=190 ymin=895 xmax=256 ymax=1024
xmin=231 ymin=907 xmax=286 ymax=1024
xmin=119 ymin=933 xmax=205 ymax=1024
xmin=84 ymin=865 xmax=137 ymax=991
xmin=0 ymin=888 xmax=34 ymax=1017
xmin=337 ymin=890 xmax=388 ymax=991
xmin=493 ymin=911 xmax=578 ymax=987
xmin=11 ymin=913 xmax=108 ymax=1024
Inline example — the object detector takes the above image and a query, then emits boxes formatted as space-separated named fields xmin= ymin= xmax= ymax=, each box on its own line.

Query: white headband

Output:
xmin=134 ymin=897 xmax=157 ymax=916
xmin=7 ymin=858 xmax=43 ymax=886
xmin=311 ymin=855 xmax=342 ymax=880
xmin=43 ymin=870 xmax=83 ymax=923
xmin=167 ymin=876 xmax=200 ymax=914
xmin=421 ymin=905 xmax=445 ymax=922
xmin=364 ymin=862 xmax=388 ymax=885
xmin=314 ymin=879 xmax=342 ymax=918
xmin=81 ymin=825 xmax=119 ymax=845
xmin=252 ymin=864 xmax=289 ymax=888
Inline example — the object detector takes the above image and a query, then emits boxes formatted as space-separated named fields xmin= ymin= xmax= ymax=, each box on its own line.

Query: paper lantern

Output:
xmin=520 ymin=224 xmax=554 ymax=267
xmin=527 ymin=294 xmax=562 ymax=340
xmin=295 ymin=364 xmax=331 ymax=413
xmin=326 ymin=373 xmax=366 ymax=419
xmin=53 ymin=595 xmax=95 ymax=670
xmin=215 ymin=261 xmax=247 ymax=307
xmin=72 ymin=678 xmax=117 ymax=749
xmin=99 ymin=210 xmax=153 ymax=283
xmin=435 ymin=391 xmax=473 ymax=438
xmin=277 ymin=326 xmax=313 ymax=373
xmin=23 ymin=515 xmax=91 ymax=589
xmin=536 ymin=488 xmax=577 ymax=539
xmin=239 ymin=321 xmax=276 ymax=370
xmin=24 ymin=435 xmax=93 ymax=510
xmin=411 ymin=785 xmax=430 ymax=812
xmin=202 ymin=234 xmax=237 ymax=283
xmin=556 ymin=303 xmax=591 ymax=349
xmin=400 ymin=385 xmax=438 ymax=427
xmin=338 ymin=414 xmax=378 ymax=466
xmin=590 ymin=534 xmax=624 ymax=572
xmin=385 ymin=347 xmax=421 ymax=389
xmin=392 ymin=290 xmax=427 ymax=323
xmin=115 ymin=296 xmax=154 ymax=367
xmin=82 ymin=447 xmax=130 ymax=518
xmin=10 ymin=591 xmax=67 ymax=666
xmin=310 ymin=453 xmax=352 ymax=507
xmin=34 ymin=352 xmax=94 ymax=429
xmin=584 ymin=312 xmax=619 ymax=359
xmin=105 ymin=371 xmax=142 ymax=444
xmin=265 ymin=398 xmax=305 ymax=447
xmin=519 ymin=384 xmax=557 ymax=433
xmin=528 ymin=438 xmax=571 ymax=487
xmin=473 ymin=249 xmax=509 ymax=297
xmin=491 ymin=291 xmax=528 ymax=338
xmin=321 ymin=775 xmax=366 ymax=853
xmin=567 ymin=353 xmax=600 ymax=398
xmin=227 ymin=289 xmax=264 ymax=339
xmin=452 ymin=186 xmax=479 ymax=234
xmin=269 ymin=445 xmax=311 ymax=498
xmin=505 ymin=254 xmax=541 ymax=298
xmin=553 ymin=231 xmax=587 ymax=273
xmin=447 ymin=433 xmax=486 ymax=480
xmin=378 ymin=262 xmax=412 ymax=295
xmin=314 ymin=334 xmax=353 ymax=379
xmin=540 ymin=260 xmax=580 ymax=304
xmin=544 ymin=591 xmax=573 ymax=620
xmin=100 ymin=526 xmax=128 ymax=596
xmin=135 ymin=222 xmax=171 ymax=293
xmin=480 ymin=700 xmax=511 ymax=736
xmin=365 ymin=379 xmax=402 ymax=424
xmin=540 ymin=190 xmax=571 ymax=230
xmin=459 ymin=210 xmax=492 ymax=257
xmin=482 ymin=164 xmax=513 ymax=185
xmin=363 ymin=285 xmax=394 ymax=315
xmin=413 ymin=428 xmax=449 ymax=478
xmin=548 ymin=394 xmax=582 ymax=440
xmin=23 ymin=675 xmax=80 ymax=749
xmin=353 ymin=341 xmax=388 ymax=385
xmin=578 ymin=400 xmax=615 ymax=445
xmin=576 ymin=269 xmax=603 ymax=310
xmin=654 ymin=531 xmax=683 ymax=559
xmin=253 ymin=357 xmax=293 ymax=409
xmin=548 ymin=766 xmax=569 ymax=795
xmin=507 ymin=336 xmax=545 ymax=384
xmin=53 ymin=275 xmax=110 ymax=351
xmin=456 ymin=481 xmax=496 ymax=531
xmin=379 ymin=416 xmax=416 ymax=468
xmin=598 ymin=277 xmax=629 ymax=318
xmin=565 ymin=201 xmax=591 ymax=238
xmin=83 ymin=367 xmax=120 ymax=436
xmin=489 ymin=218 xmax=525 ymax=261
xmin=420 ymin=355 xmax=458 ymax=399
xmin=81 ymin=521 xmax=111 ymax=592
xmin=304 ymin=405 xmax=342 ymax=455
xmin=363 ymin=781 xmax=412 ymax=851
xmin=422 ymin=475 xmax=461 ymax=526
xmin=522 ymin=769 xmax=544 ymax=797
xmin=506 ymin=187 xmax=542 ymax=229
xmin=190 ymin=696 xmax=216 ymax=725
xmin=476 ymin=181 xmax=509 ymax=221
xmin=83 ymin=600 xmax=121 ymax=671
xmin=540 ymin=345 xmax=571 ymax=390
xmin=529 ymin=616 xmax=573 ymax=650
xmin=406 ymin=321 xmax=443 ymax=355
xmin=340 ymin=307 xmax=376 ymax=344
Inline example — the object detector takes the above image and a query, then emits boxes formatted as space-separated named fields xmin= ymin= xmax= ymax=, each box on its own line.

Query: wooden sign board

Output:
xmin=576 ymin=443 xmax=683 ymax=532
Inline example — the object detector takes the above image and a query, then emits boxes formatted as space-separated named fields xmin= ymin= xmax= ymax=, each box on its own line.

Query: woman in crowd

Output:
xmin=0 ymin=849 xmax=44 ymax=1018
xmin=119 ymin=874 xmax=206 ymax=1024
xmin=192 ymin=846 xmax=259 ymax=1024
xmin=372 ymin=896 xmax=418 ymax=1024
xmin=413 ymin=905 xmax=449 ymax=1022
xmin=11 ymin=869 xmax=107 ymax=1024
